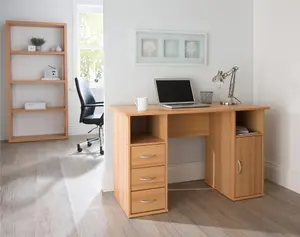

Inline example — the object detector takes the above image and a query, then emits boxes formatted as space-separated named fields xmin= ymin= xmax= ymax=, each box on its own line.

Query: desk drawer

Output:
xmin=131 ymin=166 xmax=165 ymax=191
xmin=131 ymin=188 xmax=166 ymax=214
xmin=131 ymin=144 xmax=165 ymax=168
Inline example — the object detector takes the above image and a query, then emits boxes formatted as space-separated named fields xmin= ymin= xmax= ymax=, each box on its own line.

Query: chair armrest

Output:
xmin=95 ymin=101 xmax=104 ymax=104
xmin=84 ymin=104 xmax=104 ymax=107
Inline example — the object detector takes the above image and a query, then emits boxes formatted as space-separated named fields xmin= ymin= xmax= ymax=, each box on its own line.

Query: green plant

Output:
xmin=31 ymin=37 xmax=46 ymax=46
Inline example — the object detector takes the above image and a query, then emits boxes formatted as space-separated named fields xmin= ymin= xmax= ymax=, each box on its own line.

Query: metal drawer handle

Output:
xmin=237 ymin=160 xmax=242 ymax=174
xmin=140 ymin=199 xmax=156 ymax=204
xmin=139 ymin=155 xmax=156 ymax=159
xmin=140 ymin=177 xmax=156 ymax=181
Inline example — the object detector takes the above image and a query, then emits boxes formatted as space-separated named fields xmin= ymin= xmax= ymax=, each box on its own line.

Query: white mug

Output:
xmin=135 ymin=97 xmax=148 ymax=111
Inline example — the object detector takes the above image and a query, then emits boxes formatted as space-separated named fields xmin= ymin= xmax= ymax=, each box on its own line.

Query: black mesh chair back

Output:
xmin=75 ymin=77 xmax=96 ymax=123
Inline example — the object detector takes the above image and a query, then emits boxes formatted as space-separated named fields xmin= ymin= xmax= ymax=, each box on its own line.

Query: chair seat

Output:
xmin=83 ymin=114 xmax=104 ymax=126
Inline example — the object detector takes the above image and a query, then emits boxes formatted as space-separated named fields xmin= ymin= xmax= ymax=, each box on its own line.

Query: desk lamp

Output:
xmin=212 ymin=66 xmax=241 ymax=105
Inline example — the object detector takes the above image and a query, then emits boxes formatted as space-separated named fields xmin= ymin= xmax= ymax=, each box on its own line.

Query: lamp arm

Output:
xmin=228 ymin=72 xmax=236 ymax=98
xmin=223 ymin=66 xmax=239 ymax=78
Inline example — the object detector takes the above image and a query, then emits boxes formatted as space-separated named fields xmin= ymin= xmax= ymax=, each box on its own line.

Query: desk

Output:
xmin=109 ymin=104 xmax=269 ymax=218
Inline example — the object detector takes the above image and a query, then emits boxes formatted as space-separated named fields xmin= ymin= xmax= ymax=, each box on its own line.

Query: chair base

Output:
xmin=77 ymin=125 xmax=104 ymax=155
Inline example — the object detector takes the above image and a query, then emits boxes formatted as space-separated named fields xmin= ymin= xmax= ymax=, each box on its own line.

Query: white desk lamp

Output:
xmin=212 ymin=66 xmax=241 ymax=105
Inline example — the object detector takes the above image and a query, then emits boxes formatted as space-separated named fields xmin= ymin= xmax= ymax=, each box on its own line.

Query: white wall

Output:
xmin=254 ymin=0 xmax=300 ymax=194
xmin=0 ymin=4 xmax=2 ymax=141
xmin=103 ymin=0 xmax=254 ymax=191
xmin=0 ymin=0 xmax=104 ymax=140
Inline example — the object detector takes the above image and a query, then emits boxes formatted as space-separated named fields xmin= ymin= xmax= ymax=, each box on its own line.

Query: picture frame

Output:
xmin=28 ymin=45 xmax=36 ymax=52
xmin=136 ymin=30 xmax=207 ymax=66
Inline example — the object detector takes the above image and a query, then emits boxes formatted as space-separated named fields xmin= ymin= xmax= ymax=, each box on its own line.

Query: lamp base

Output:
xmin=220 ymin=96 xmax=241 ymax=106
xmin=220 ymin=101 xmax=238 ymax=106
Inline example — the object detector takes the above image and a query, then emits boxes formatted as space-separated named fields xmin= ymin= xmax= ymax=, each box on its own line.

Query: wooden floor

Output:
xmin=1 ymin=137 xmax=300 ymax=237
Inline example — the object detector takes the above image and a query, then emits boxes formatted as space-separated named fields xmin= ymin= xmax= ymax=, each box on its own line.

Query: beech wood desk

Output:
xmin=109 ymin=104 xmax=269 ymax=218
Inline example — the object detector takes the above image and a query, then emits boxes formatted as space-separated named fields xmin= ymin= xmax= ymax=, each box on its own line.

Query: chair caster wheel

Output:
xmin=87 ymin=142 xmax=92 ymax=147
xmin=100 ymin=150 xmax=104 ymax=155
xmin=77 ymin=144 xmax=83 ymax=152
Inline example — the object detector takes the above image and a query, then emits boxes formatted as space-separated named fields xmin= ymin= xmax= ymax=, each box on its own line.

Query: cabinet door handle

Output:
xmin=140 ymin=155 xmax=156 ymax=159
xmin=237 ymin=160 xmax=242 ymax=174
xmin=140 ymin=199 xmax=156 ymax=204
xmin=140 ymin=177 xmax=156 ymax=181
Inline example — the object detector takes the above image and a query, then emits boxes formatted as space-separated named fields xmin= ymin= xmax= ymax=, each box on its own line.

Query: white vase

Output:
xmin=56 ymin=45 xmax=62 ymax=52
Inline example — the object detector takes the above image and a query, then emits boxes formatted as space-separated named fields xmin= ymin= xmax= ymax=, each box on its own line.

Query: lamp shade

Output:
xmin=212 ymin=71 xmax=225 ymax=84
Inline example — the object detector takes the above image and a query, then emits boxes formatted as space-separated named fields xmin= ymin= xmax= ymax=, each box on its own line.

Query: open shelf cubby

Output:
xmin=130 ymin=116 xmax=167 ymax=145
xmin=236 ymin=111 xmax=264 ymax=137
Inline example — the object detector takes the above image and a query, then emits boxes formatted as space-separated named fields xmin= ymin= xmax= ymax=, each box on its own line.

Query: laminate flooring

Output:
xmin=1 ymin=136 xmax=300 ymax=237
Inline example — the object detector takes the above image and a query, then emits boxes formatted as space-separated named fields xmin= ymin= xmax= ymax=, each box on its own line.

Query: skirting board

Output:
xmin=265 ymin=161 xmax=300 ymax=194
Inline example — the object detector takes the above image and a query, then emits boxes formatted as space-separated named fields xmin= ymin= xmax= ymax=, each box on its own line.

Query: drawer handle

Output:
xmin=140 ymin=155 xmax=156 ymax=159
xmin=237 ymin=160 xmax=242 ymax=174
xmin=140 ymin=199 xmax=156 ymax=204
xmin=140 ymin=177 xmax=156 ymax=181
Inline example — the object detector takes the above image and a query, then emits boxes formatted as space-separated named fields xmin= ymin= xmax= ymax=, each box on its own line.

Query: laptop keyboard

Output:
xmin=162 ymin=103 xmax=210 ymax=109
xmin=165 ymin=103 xmax=195 ymax=106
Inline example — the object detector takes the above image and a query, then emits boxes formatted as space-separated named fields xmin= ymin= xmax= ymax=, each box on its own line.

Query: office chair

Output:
xmin=75 ymin=77 xmax=104 ymax=155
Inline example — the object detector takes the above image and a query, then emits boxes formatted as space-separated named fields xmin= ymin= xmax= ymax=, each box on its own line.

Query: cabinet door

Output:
xmin=235 ymin=136 xmax=263 ymax=198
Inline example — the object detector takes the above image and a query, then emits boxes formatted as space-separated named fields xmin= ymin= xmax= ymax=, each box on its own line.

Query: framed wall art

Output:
xmin=136 ymin=30 xmax=207 ymax=65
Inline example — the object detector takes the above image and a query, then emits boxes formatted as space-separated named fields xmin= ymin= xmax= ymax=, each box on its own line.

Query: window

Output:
xmin=77 ymin=5 xmax=103 ymax=84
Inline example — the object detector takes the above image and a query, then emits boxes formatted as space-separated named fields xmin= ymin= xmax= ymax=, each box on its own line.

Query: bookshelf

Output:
xmin=6 ymin=20 xmax=68 ymax=143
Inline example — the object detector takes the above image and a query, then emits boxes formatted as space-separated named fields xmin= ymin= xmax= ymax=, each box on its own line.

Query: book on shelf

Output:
xmin=41 ymin=78 xmax=61 ymax=81
xmin=24 ymin=102 xmax=46 ymax=110
xmin=236 ymin=126 xmax=258 ymax=135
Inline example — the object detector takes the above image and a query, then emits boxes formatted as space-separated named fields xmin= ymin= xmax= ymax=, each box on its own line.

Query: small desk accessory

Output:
xmin=135 ymin=97 xmax=148 ymax=111
xmin=200 ymin=91 xmax=213 ymax=104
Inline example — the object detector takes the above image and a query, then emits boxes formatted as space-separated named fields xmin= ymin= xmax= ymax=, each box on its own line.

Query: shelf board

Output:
xmin=11 ymin=80 xmax=66 ymax=85
xmin=131 ymin=133 xmax=165 ymax=146
xmin=6 ymin=20 xmax=65 ymax=28
xmin=11 ymin=51 xmax=65 ymax=55
xmin=236 ymin=132 xmax=262 ymax=138
xmin=12 ymin=107 xmax=66 ymax=114
xmin=10 ymin=133 xmax=68 ymax=143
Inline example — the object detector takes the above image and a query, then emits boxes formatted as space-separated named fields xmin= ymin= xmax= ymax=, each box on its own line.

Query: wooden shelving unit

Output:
xmin=6 ymin=20 xmax=68 ymax=143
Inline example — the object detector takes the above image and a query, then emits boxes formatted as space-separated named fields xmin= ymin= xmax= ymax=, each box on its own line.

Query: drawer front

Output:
xmin=131 ymin=188 xmax=166 ymax=214
xmin=131 ymin=166 xmax=165 ymax=191
xmin=131 ymin=144 xmax=165 ymax=168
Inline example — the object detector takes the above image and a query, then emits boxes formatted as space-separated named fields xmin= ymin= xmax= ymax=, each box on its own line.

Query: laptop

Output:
xmin=155 ymin=79 xmax=210 ymax=109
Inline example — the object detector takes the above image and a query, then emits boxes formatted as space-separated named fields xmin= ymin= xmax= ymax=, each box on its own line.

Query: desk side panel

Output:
xmin=207 ymin=112 xmax=235 ymax=199
xmin=114 ymin=112 xmax=130 ymax=216
xmin=206 ymin=114 xmax=220 ymax=188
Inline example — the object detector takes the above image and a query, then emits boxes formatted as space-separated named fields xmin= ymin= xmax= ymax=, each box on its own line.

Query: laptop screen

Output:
xmin=155 ymin=79 xmax=194 ymax=103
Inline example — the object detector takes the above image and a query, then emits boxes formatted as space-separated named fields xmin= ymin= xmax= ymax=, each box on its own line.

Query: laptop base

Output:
xmin=161 ymin=103 xmax=210 ymax=109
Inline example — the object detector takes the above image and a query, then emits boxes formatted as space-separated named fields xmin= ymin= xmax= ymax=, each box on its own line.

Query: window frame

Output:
xmin=74 ymin=2 xmax=103 ymax=88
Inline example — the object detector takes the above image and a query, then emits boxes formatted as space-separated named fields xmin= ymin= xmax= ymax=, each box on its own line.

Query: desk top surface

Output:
xmin=109 ymin=104 xmax=270 ymax=116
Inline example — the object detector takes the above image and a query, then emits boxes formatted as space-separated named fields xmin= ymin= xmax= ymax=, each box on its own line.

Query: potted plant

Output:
xmin=31 ymin=37 xmax=46 ymax=51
